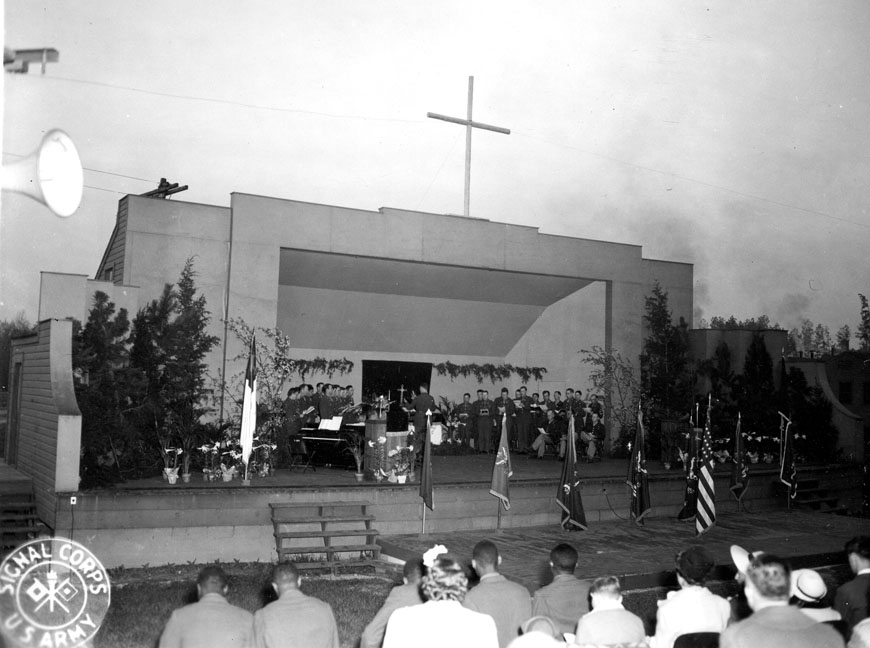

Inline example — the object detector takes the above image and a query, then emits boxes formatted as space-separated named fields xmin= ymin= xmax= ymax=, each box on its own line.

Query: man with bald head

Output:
xmin=253 ymin=562 xmax=339 ymax=648
xmin=159 ymin=565 xmax=253 ymax=648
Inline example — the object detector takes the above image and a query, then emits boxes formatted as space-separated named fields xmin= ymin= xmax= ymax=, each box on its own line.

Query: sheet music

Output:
xmin=318 ymin=416 xmax=343 ymax=431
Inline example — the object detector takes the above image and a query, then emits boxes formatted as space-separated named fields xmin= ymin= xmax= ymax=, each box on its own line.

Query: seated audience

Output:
xmin=464 ymin=540 xmax=533 ymax=648
xmin=383 ymin=552 xmax=498 ymax=648
xmin=719 ymin=553 xmax=844 ymax=648
xmin=650 ymin=546 xmax=730 ymax=648
xmin=836 ymin=536 xmax=870 ymax=634
xmin=790 ymin=568 xmax=842 ymax=623
xmin=531 ymin=543 xmax=591 ymax=638
xmin=360 ymin=558 xmax=425 ymax=648
xmin=158 ymin=565 xmax=253 ymax=648
xmin=573 ymin=575 xmax=646 ymax=647
xmin=253 ymin=562 xmax=339 ymax=648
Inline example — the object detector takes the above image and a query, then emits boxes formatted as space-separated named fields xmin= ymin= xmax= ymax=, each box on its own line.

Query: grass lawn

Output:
xmin=93 ymin=562 xmax=853 ymax=648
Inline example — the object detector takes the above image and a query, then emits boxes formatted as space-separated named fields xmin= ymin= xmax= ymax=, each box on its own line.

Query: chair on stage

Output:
xmin=673 ymin=631 xmax=719 ymax=648
xmin=288 ymin=435 xmax=316 ymax=473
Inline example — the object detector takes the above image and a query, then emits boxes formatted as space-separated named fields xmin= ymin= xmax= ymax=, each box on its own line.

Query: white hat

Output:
xmin=730 ymin=544 xmax=764 ymax=575
xmin=791 ymin=569 xmax=827 ymax=603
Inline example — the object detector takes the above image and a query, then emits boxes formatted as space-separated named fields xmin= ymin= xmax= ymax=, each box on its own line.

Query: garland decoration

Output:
xmin=433 ymin=361 xmax=547 ymax=384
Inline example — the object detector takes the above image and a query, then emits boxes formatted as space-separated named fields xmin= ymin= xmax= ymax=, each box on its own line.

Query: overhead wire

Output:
xmin=10 ymin=73 xmax=869 ymax=229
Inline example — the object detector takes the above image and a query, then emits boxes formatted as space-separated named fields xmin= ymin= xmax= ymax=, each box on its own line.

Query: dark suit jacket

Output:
xmin=834 ymin=571 xmax=870 ymax=632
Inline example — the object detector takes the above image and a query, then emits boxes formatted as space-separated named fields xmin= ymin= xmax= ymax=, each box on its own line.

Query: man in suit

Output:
xmin=159 ymin=566 xmax=253 ymax=648
xmin=574 ymin=576 xmax=645 ymax=647
xmin=360 ymin=558 xmax=425 ymax=648
xmin=254 ymin=562 xmax=340 ymax=648
xmin=721 ymin=553 xmax=843 ymax=648
xmin=531 ymin=544 xmax=591 ymax=638
xmin=834 ymin=535 xmax=870 ymax=633
xmin=464 ymin=540 xmax=532 ymax=648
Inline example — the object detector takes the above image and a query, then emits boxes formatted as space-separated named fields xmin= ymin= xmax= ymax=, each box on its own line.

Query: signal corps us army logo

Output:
xmin=0 ymin=538 xmax=110 ymax=648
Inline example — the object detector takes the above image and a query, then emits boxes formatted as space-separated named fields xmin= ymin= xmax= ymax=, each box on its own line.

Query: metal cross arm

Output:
xmin=426 ymin=112 xmax=511 ymax=135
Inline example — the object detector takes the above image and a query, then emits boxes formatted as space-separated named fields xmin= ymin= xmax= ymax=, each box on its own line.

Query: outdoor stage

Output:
xmin=49 ymin=453 xmax=864 ymax=570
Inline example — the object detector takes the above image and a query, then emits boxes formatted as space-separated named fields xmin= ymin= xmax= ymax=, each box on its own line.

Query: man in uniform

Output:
xmin=493 ymin=388 xmax=515 ymax=450
xmin=454 ymin=392 xmax=475 ymax=446
xmin=474 ymin=389 xmax=493 ymax=453
xmin=514 ymin=386 xmax=533 ymax=453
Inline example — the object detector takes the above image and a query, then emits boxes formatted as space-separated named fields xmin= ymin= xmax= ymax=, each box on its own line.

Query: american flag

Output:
xmin=695 ymin=397 xmax=716 ymax=535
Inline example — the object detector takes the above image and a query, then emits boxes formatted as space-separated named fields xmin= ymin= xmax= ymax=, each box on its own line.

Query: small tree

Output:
xmin=836 ymin=325 xmax=851 ymax=351
xmin=581 ymin=345 xmax=641 ymax=457
xmin=73 ymin=292 xmax=147 ymax=486
xmin=0 ymin=312 xmax=36 ymax=393
xmin=858 ymin=294 xmax=870 ymax=351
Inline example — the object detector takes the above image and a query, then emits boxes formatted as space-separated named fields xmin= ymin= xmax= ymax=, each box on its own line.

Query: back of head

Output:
xmin=272 ymin=562 xmax=301 ymax=593
xmin=590 ymin=575 xmax=621 ymax=600
xmin=197 ymin=565 xmax=228 ymax=594
xmin=422 ymin=555 xmax=468 ymax=602
xmin=472 ymin=540 xmax=499 ymax=571
xmin=550 ymin=543 xmax=578 ymax=574
xmin=521 ymin=616 xmax=560 ymax=638
xmin=845 ymin=536 xmax=870 ymax=560
xmin=403 ymin=558 xmax=424 ymax=583
xmin=675 ymin=546 xmax=715 ymax=586
xmin=746 ymin=554 xmax=791 ymax=602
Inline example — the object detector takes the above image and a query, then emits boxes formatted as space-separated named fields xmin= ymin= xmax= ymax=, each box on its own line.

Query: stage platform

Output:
xmin=45 ymin=454 xmax=863 ymax=569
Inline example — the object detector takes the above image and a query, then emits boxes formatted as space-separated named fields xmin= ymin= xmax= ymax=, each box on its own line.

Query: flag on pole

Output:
xmin=557 ymin=414 xmax=588 ymax=530
xmin=779 ymin=412 xmax=797 ymax=500
xmin=490 ymin=413 xmax=512 ymax=510
xmin=729 ymin=413 xmax=749 ymax=503
xmin=419 ymin=409 xmax=434 ymax=510
xmin=677 ymin=411 xmax=699 ymax=521
xmin=695 ymin=396 xmax=716 ymax=535
xmin=626 ymin=406 xmax=651 ymax=524
xmin=239 ymin=334 xmax=258 ymax=480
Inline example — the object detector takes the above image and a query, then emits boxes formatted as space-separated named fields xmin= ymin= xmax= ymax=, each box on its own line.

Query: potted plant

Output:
xmin=346 ymin=437 xmax=365 ymax=482
xmin=162 ymin=447 xmax=183 ymax=484
xmin=367 ymin=435 xmax=387 ymax=481
xmin=389 ymin=445 xmax=414 ymax=483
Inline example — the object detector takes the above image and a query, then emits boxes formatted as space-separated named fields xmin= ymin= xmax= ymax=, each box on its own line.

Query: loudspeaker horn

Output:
xmin=2 ymin=129 xmax=83 ymax=217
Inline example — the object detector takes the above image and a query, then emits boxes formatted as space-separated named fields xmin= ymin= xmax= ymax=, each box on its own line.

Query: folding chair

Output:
xmin=288 ymin=435 xmax=316 ymax=473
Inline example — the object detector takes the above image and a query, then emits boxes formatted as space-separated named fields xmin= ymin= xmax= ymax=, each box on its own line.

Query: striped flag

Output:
xmin=729 ymin=413 xmax=749 ymax=503
xmin=695 ymin=397 xmax=716 ymax=535
xmin=626 ymin=405 xmax=651 ymax=524
xmin=239 ymin=334 xmax=258 ymax=480
xmin=420 ymin=410 xmax=434 ymax=510
xmin=490 ymin=413 xmax=513 ymax=510
xmin=779 ymin=412 xmax=797 ymax=499
xmin=557 ymin=414 xmax=588 ymax=530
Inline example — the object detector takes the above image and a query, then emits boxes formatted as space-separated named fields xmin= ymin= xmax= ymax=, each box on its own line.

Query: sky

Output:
xmin=2 ymin=1 xmax=869 ymax=337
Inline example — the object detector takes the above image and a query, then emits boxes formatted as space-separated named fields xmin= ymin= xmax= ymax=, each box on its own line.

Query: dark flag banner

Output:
xmin=729 ymin=412 xmax=749 ymax=503
xmin=779 ymin=412 xmax=797 ymax=500
xmin=419 ymin=410 xmax=434 ymax=510
xmin=626 ymin=406 xmax=651 ymax=524
xmin=490 ymin=413 xmax=512 ymax=510
xmin=557 ymin=414 xmax=588 ymax=530
xmin=695 ymin=397 xmax=716 ymax=535
xmin=677 ymin=410 xmax=699 ymax=521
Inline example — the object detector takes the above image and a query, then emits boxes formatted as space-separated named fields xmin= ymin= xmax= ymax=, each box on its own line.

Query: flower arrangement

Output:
xmin=389 ymin=445 xmax=415 ymax=476
xmin=198 ymin=442 xmax=221 ymax=480
xmin=162 ymin=447 xmax=183 ymax=470
xmin=367 ymin=435 xmax=387 ymax=480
